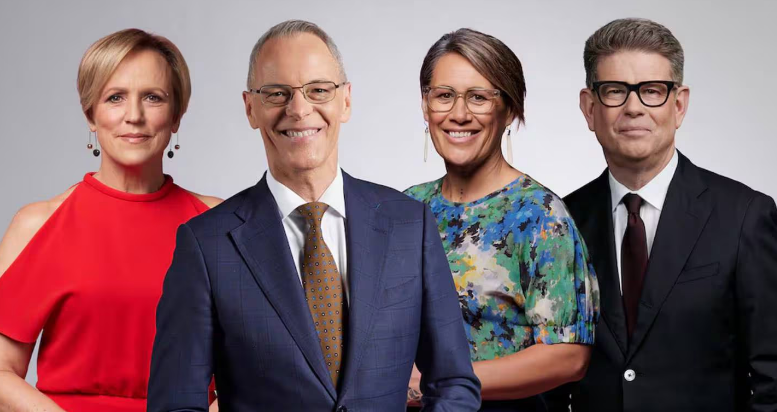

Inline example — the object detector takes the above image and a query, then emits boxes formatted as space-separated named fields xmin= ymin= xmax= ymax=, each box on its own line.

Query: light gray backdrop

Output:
xmin=1 ymin=0 xmax=775 ymax=385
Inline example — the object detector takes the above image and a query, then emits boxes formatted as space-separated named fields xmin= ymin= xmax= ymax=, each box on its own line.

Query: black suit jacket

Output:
xmin=561 ymin=152 xmax=777 ymax=411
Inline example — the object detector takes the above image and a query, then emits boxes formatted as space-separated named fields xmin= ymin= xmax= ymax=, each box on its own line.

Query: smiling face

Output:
xmin=580 ymin=50 xmax=689 ymax=170
xmin=243 ymin=33 xmax=351 ymax=176
xmin=88 ymin=49 xmax=177 ymax=168
xmin=423 ymin=52 xmax=512 ymax=170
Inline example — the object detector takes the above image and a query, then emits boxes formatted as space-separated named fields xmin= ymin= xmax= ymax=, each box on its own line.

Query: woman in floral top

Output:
xmin=404 ymin=28 xmax=599 ymax=411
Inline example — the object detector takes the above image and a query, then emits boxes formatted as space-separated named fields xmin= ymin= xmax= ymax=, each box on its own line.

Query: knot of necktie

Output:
xmin=296 ymin=202 xmax=329 ymax=228
xmin=623 ymin=193 xmax=643 ymax=215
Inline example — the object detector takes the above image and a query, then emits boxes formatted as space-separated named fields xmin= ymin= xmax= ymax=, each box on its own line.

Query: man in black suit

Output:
xmin=562 ymin=18 xmax=777 ymax=411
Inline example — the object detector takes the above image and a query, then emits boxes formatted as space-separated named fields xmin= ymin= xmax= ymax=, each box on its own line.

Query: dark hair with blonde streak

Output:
xmin=420 ymin=28 xmax=526 ymax=126
xmin=77 ymin=28 xmax=191 ymax=123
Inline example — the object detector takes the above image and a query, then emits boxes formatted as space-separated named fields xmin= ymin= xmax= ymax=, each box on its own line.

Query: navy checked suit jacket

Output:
xmin=147 ymin=171 xmax=480 ymax=412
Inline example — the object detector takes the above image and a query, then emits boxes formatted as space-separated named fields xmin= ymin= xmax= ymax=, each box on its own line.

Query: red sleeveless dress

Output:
xmin=0 ymin=173 xmax=210 ymax=411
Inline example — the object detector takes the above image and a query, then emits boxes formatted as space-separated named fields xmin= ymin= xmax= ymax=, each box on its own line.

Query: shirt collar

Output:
xmin=266 ymin=166 xmax=347 ymax=219
xmin=609 ymin=149 xmax=678 ymax=213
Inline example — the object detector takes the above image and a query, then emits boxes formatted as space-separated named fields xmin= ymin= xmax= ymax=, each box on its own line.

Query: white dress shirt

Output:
xmin=609 ymin=150 xmax=678 ymax=293
xmin=266 ymin=168 xmax=349 ymax=303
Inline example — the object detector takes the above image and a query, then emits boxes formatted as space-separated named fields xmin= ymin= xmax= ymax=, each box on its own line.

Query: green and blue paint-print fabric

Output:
xmin=405 ymin=175 xmax=600 ymax=361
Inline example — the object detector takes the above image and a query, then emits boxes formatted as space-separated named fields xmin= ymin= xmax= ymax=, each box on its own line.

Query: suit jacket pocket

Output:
xmin=380 ymin=275 xmax=419 ymax=308
xmin=676 ymin=262 xmax=719 ymax=284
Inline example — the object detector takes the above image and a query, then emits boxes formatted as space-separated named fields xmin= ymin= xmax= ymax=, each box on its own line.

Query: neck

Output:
xmin=607 ymin=147 xmax=675 ymax=191
xmin=270 ymin=162 xmax=338 ymax=203
xmin=442 ymin=152 xmax=522 ymax=203
xmin=93 ymin=157 xmax=166 ymax=194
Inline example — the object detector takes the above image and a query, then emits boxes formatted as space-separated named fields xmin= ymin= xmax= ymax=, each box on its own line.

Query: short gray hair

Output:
xmin=246 ymin=20 xmax=347 ymax=88
xmin=584 ymin=18 xmax=684 ymax=88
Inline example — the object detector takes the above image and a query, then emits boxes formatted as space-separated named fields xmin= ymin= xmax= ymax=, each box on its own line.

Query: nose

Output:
xmin=448 ymin=95 xmax=471 ymax=124
xmin=125 ymin=96 xmax=145 ymax=124
xmin=285 ymin=88 xmax=313 ymax=120
xmin=622 ymin=89 xmax=647 ymax=118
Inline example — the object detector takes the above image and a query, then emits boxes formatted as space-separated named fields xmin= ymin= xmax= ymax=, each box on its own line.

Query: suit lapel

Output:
xmin=626 ymin=153 xmax=712 ymax=362
xmin=229 ymin=177 xmax=337 ymax=400
xmin=337 ymin=172 xmax=391 ymax=400
xmin=584 ymin=171 xmax=629 ymax=358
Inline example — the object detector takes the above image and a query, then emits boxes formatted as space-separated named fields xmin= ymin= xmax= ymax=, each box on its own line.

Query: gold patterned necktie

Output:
xmin=296 ymin=202 xmax=347 ymax=387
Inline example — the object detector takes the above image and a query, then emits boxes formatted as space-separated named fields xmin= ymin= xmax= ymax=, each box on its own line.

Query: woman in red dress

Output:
xmin=0 ymin=29 xmax=221 ymax=411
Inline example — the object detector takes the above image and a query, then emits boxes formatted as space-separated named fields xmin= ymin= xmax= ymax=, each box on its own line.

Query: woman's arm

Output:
xmin=0 ymin=193 xmax=76 ymax=410
xmin=409 ymin=343 xmax=589 ymax=402
xmin=0 ymin=333 xmax=65 ymax=412
xmin=473 ymin=342 xmax=590 ymax=400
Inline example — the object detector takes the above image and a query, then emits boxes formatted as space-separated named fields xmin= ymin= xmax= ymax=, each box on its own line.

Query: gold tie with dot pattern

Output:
xmin=296 ymin=202 xmax=346 ymax=387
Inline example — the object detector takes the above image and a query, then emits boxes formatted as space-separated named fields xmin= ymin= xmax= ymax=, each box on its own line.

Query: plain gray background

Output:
xmin=1 ymin=0 xmax=775 ymax=385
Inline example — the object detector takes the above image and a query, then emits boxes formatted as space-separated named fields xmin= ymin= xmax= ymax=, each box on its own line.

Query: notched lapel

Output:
xmin=585 ymin=172 xmax=629 ymax=358
xmin=337 ymin=173 xmax=391 ymax=400
xmin=627 ymin=155 xmax=712 ymax=361
xmin=229 ymin=178 xmax=337 ymax=400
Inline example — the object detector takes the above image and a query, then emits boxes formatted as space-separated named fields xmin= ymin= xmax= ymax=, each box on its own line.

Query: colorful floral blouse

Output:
xmin=405 ymin=175 xmax=599 ymax=361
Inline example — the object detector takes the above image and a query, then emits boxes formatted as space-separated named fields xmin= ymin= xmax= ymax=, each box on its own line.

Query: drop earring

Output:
xmin=424 ymin=126 xmax=429 ymax=163
xmin=167 ymin=133 xmax=180 ymax=158
xmin=88 ymin=130 xmax=100 ymax=157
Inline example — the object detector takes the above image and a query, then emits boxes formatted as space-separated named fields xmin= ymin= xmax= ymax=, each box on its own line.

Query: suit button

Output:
xmin=624 ymin=369 xmax=636 ymax=382
xmin=336 ymin=406 xmax=347 ymax=412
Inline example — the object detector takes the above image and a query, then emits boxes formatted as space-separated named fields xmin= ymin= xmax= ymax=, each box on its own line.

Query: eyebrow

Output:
xmin=430 ymin=85 xmax=496 ymax=91
xmin=101 ymin=86 xmax=170 ymax=96
xmin=260 ymin=79 xmax=335 ymax=87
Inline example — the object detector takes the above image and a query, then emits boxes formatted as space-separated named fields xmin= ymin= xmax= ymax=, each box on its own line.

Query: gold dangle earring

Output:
xmin=88 ymin=130 xmax=100 ymax=157
xmin=424 ymin=126 xmax=430 ymax=162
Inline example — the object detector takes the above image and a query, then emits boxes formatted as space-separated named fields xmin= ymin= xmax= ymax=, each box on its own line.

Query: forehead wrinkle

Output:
xmin=253 ymin=34 xmax=341 ymax=87
xmin=431 ymin=55 xmax=495 ymax=91
xmin=597 ymin=51 xmax=673 ymax=83
xmin=104 ymin=50 xmax=172 ymax=94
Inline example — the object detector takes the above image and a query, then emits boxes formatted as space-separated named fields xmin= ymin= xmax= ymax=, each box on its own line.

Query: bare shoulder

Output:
xmin=0 ymin=186 xmax=77 ymax=277
xmin=186 ymin=190 xmax=224 ymax=209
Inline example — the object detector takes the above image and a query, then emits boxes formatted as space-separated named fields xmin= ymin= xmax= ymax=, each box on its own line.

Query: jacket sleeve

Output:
xmin=736 ymin=193 xmax=777 ymax=411
xmin=415 ymin=204 xmax=482 ymax=411
xmin=147 ymin=223 xmax=215 ymax=412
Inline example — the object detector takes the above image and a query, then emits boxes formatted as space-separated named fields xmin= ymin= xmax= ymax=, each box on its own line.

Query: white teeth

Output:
xmin=449 ymin=131 xmax=473 ymax=138
xmin=285 ymin=129 xmax=319 ymax=138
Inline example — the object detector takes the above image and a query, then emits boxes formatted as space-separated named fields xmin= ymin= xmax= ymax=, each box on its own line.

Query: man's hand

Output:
xmin=407 ymin=364 xmax=422 ymax=407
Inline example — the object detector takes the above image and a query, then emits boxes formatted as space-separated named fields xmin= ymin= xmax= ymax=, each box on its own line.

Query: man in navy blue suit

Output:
xmin=147 ymin=20 xmax=480 ymax=412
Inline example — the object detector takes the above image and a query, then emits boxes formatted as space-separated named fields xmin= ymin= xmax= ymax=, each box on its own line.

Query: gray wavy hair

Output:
xmin=584 ymin=18 xmax=684 ymax=88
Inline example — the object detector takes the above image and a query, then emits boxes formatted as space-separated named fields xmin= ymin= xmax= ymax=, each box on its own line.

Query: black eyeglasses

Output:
xmin=247 ymin=81 xmax=348 ymax=106
xmin=592 ymin=80 xmax=678 ymax=108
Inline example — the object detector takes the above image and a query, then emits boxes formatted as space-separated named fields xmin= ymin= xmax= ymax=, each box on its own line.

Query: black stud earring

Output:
xmin=88 ymin=131 xmax=100 ymax=156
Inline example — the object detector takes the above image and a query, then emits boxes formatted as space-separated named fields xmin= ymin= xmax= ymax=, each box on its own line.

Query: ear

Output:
xmin=673 ymin=85 xmax=690 ymax=129
xmin=421 ymin=96 xmax=430 ymax=123
xmin=243 ymin=91 xmax=260 ymax=129
xmin=339 ymin=82 xmax=352 ymax=123
xmin=85 ymin=110 xmax=97 ymax=132
xmin=171 ymin=113 xmax=182 ymax=134
xmin=505 ymin=106 xmax=516 ymax=131
xmin=579 ymin=88 xmax=596 ymax=132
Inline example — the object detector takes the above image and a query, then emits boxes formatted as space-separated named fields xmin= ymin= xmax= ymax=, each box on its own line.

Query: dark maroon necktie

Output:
xmin=621 ymin=193 xmax=648 ymax=340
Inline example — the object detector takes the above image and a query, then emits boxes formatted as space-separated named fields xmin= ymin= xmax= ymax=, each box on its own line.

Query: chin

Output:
xmin=111 ymin=152 xmax=164 ymax=168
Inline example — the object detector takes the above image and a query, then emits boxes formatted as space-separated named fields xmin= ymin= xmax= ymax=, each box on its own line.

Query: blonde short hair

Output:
xmin=77 ymin=28 xmax=191 ymax=122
